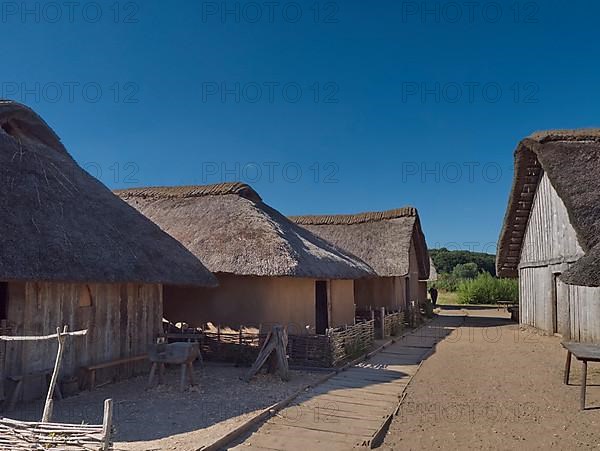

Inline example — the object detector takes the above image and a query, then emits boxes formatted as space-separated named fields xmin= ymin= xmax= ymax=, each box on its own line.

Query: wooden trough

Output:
xmin=147 ymin=342 xmax=200 ymax=391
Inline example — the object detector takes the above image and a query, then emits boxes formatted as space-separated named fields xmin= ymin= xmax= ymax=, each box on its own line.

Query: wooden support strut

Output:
xmin=42 ymin=326 xmax=68 ymax=423
xmin=244 ymin=326 xmax=289 ymax=382
xmin=0 ymin=325 xmax=87 ymax=421
xmin=102 ymin=398 xmax=113 ymax=451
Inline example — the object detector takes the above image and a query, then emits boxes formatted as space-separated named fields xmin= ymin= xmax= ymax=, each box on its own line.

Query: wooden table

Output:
xmin=562 ymin=341 xmax=600 ymax=410
xmin=497 ymin=300 xmax=517 ymax=311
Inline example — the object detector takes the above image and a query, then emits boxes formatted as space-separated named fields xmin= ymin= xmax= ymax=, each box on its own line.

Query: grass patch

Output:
xmin=436 ymin=290 xmax=460 ymax=305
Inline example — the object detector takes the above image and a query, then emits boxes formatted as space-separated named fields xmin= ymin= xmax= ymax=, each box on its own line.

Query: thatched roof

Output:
xmin=116 ymin=183 xmax=375 ymax=279
xmin=0 ymin=101 xmax=216 ymax=286
xmin=496 ymin=129 xmax=600 ymax=286
xmin=427 ymin=258 xmax=438 ymax=282
xmin=290 ymin=208 xmax=430 ymax=279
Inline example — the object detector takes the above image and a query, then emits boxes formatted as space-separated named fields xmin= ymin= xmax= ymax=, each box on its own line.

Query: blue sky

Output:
xmin=2 ymin=0 xmax=598 ymax=254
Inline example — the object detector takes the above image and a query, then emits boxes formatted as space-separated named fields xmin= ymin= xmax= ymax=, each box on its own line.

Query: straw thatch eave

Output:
xmin=426 ymin=258 xmax=438 ymax=282
xmin=290 ymin=208 xmax=430 ymax=279
xmin=496 ymin=129 xmax=600 ymax=286
xmin=116 ymin=183 xmax=375 ymax=280
xmin=0 ymin=101 xmax=217 ymax=287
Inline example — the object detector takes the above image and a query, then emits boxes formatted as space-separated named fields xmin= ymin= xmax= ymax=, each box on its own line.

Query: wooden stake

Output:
xmin=244 ymin=326 xmax=289 ymax=382
xmin=0 ymin=319 xmax=7 ymax=401
xmin=42 ymin=326 xmax=67 ymax=423
xmin=102 ymin=398 xmax=113 ymax=451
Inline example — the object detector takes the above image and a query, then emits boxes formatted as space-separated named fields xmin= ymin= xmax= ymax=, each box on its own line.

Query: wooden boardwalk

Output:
xmin=229 ymin=314 xmax=464 ymax=450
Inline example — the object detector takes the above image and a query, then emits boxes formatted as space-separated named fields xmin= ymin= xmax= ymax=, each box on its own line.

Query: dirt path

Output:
xmin=382 ymin=306 xmax=600 ymax=450
xmin=230 ymin=315 xmax=464 ymax=450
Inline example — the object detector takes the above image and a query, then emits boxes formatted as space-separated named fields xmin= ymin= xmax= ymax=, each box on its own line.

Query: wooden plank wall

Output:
xmin=568 ymin=285 xmax=600 ymax=343
xmin=520 ymin=173 xmax=583 ymax=264
xmin=519 ymin=266 xmax=550 ymax=331
xmin=4 ymin=281 xmax=161 ymax=399
xmin=519 ymin=173 xmax=600 ymax=342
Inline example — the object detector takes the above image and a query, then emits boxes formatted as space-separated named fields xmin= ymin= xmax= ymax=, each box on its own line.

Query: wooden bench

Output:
xmin=83 ymin=355 xmax=147 ymax=391
xmin=562 ymin=341 xmax=600 ymax=410
xmin=7 ymin=370 xmax=62 ymax=411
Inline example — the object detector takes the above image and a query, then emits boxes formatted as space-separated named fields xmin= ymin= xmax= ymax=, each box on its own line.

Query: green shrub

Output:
xmin=457 ymin=273 xmax=518 ymax=304
xmin=431 ymin=272 xmax=460 ymax=292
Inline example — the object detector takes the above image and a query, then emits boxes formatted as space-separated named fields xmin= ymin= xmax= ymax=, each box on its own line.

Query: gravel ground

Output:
xmin=10 ymin=363 xmax=322 ymax=450
xmin=382 ymin=306 xmax=600 ymax=450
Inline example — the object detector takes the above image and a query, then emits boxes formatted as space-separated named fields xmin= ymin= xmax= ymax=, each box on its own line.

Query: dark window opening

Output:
xmin=315 ymin=281 xmax=329 ymax=335
xmin=0 ymin=282 xmax=8 ymax=320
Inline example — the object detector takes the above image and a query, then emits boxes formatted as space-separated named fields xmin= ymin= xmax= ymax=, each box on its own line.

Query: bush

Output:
xmin=457 ymin=273 xmax=518 ymax=304
xmin=431 ymin=272 xmax=460 ymax=292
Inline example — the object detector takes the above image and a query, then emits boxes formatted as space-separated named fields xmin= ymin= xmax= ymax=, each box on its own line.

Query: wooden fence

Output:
xmin=383 ymin=312 xmax=405 ymax=338
xmin=329 ymin=320 xmax=374 ymax=367
xmin=356 ymin=308 xmax=406 ymax=339
xmin=0 ymin=399 xmax=113 ymax=450
xmin=166 ymin=320 xmax=376 ymax=368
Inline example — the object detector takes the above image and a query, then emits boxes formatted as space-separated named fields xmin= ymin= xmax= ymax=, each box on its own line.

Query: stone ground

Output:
xmin=382 ymin=306 xmax=600 ymax=450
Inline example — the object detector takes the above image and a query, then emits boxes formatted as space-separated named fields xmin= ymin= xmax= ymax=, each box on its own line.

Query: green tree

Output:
xmin=429 ymin=248 xmax=496 ymax=276
xmin=452 ymin=262 xmax=479 ymax=280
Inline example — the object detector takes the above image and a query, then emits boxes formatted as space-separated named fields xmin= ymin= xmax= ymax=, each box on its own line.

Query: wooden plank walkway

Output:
xmin=229 ymin=314 xmax=464 ymax=450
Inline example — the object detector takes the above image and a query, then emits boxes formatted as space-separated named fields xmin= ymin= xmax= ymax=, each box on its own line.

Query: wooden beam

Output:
xmin=42 ymin=326 xmax=68 ymax=422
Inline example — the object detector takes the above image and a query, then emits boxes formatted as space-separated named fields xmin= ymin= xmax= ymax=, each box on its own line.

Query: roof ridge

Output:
xmin=529 ymin=128 xmax=600 ymax=143
xmin=116 ymin=182 xmax=262 ymax=202
xmin=291 ymin=207 xmax=417 ymax=225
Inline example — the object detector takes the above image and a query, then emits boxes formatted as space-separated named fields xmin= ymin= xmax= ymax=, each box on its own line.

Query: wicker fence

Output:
xmin=356 ymin=308 xmax=406 ymax=339
xmin=329 ymin=320 xmax=374 ymax=367
xmin=0 ymin=399 xmax=113 ymax=450
xmin=166 ymin=320 xmax=376 ymax=368
xmin=383 ymin=312 xmax=405 ymax=338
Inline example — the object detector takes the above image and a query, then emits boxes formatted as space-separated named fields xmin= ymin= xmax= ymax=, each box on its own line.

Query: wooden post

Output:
xmin=180 ymin=364 xmax=187 ymax=392
xmin=0 ymin=319 xmax=7 ymax=401
xmin=564 ymin=351 xmax=572 ymax=385
xmin=581 ymin=360 xmax=588 ymax=411
xmin=380 ymin=307 xmax=386 ymax=339
xmin=102 ymin=398 xmax=113 ymax=451
xmin=239 ymin=326 xmax=243 ymax=361
xmin=217 ymin=325 xmax=221 ymax=355
xmin=42 ymin=325 xmax=67 ymax=423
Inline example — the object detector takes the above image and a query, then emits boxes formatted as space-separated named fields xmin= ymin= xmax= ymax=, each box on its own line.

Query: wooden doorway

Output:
xmin=405 ymin=277 xmax=411 ymax=306
xmin=551 ymin=274 xmax=559 ymax=334
xmin=315 ymin=281 xmax=329 ymax=335
xmin=552 ymin=273 xmax=570 ymax=338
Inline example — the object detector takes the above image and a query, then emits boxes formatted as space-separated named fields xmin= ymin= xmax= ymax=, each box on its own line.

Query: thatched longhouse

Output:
xmin=291 ymin=208 xmax=430 ymax=312
xmin=117 ymin=183 xmax=375 ymax=334
xmin=0 ymin=101 xmax=216 ymax=400
xmin=497 ymin=130 xmax=600 ymax=342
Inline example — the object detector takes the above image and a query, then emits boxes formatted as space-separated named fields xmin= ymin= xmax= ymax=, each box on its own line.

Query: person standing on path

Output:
xmin=429 ymin=287 xmax=438 ymax=306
